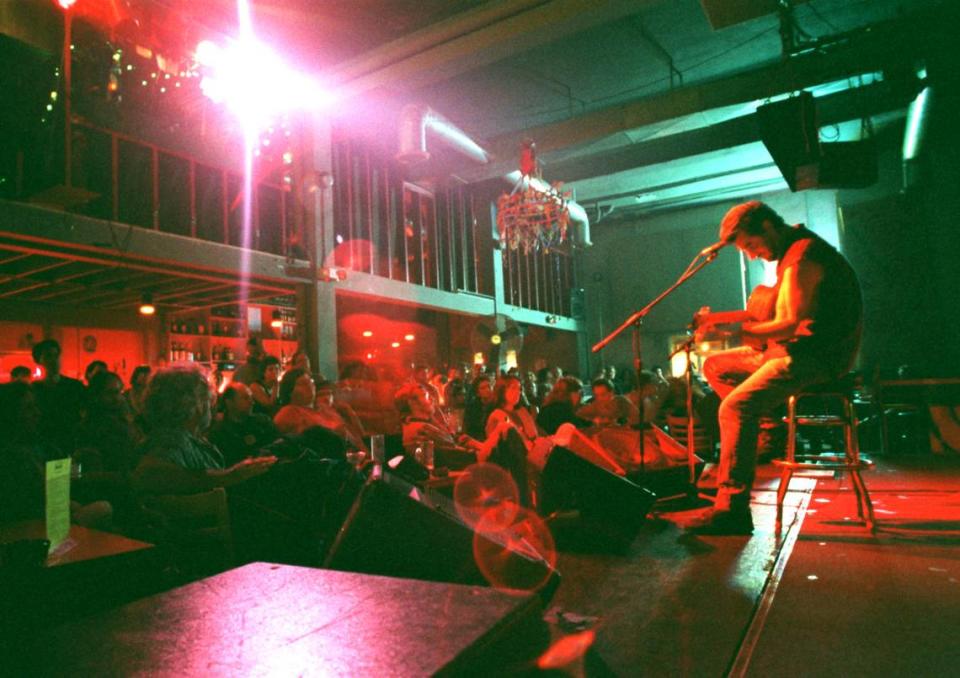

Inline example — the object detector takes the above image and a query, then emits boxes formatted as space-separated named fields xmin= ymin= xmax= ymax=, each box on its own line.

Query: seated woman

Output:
xmin=394 ymin=382 xmax=507 ymax=470
xmin=273 ymin=368 xmax=367 ymax=454
xmin=249 ymin=355 xmax=281 ymax=418
xmin=486 ymin=374 xmax=626 ymax=475
xmin=131 ymin=366 xmax=361 ymax=565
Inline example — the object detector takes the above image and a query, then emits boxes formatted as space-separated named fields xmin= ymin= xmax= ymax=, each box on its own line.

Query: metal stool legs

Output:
xmin=774 ymin=386 xmax=875 ymax=533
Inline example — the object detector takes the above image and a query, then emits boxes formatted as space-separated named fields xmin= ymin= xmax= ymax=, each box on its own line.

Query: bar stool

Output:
xmin=773 ymin=375 xmax=875 ymax=533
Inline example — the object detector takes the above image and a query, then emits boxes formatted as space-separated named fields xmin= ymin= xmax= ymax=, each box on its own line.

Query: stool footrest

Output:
xmin=773 ymin=459 xmax=874 ymax=471
xmin=787 ymin=416 xmax=849 ymax=426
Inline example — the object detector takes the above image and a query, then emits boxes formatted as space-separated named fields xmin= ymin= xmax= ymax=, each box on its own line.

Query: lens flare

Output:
xmin=454 ymin=463 xmax=520 ymax=529
xmin=473 ymin=505 xmax=556 ymax=594
xmin=196 ymin=37 xmax=334 ymax=133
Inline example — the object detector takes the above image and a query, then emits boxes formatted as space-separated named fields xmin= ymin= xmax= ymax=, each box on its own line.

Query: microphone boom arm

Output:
xmin=592 ymin=249 xmax=721 ymax=354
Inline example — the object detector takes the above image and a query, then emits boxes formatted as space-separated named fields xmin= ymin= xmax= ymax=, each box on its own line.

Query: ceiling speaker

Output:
xmin=700 ymin=0 xmax=808 ymax=30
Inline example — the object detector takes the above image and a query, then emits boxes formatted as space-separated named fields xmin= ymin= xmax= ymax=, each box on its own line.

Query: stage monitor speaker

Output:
xmin=324 ymin=472 xmax=559 ymax=600
xmin=757 ymin=92 xmax=821 ymax=191
xmin=539 ymin=446 xmax=657 ymax=551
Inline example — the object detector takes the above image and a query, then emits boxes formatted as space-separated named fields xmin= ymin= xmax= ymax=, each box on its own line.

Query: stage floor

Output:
xmin=544 ymin=453 xmax=960 ymax=676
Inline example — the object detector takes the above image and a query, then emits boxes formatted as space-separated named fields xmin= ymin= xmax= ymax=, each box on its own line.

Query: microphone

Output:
xmin=699 ymin=240 xmax=730 ymax=256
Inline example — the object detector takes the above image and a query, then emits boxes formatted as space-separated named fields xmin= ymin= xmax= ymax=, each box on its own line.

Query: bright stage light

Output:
xmin=196 ymin=37 xmax=334 ymax=132
xmin=139 ymin=293 xmax=155 ymax=316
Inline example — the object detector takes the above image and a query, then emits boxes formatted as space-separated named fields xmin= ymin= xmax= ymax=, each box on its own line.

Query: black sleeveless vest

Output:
xmin=776 ymin=225 xmax=863 ymax=373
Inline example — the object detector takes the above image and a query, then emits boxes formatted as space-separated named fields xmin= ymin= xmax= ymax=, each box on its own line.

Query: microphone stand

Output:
xmin=667 ymin=335 xmax=699 ymax=488
xmin=592 ymin=248 xmax=721 ymax=490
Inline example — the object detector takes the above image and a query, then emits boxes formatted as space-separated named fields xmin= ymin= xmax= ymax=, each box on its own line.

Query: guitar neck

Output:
xmin=702 ymin=309 xmax=751 ymax=326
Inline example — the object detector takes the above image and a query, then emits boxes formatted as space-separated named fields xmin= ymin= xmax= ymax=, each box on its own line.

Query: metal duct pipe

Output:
xmin=397 ymin=104 xmax=491 ymax=165
xmin=397 ymin=104 xmax=591 ymax=247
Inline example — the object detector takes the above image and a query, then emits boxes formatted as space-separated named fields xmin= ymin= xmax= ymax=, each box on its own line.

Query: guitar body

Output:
xmin=744 ymin=284 xmax=777 ymax=322
xmin=692 ymin=284 xmax=778 ymax=350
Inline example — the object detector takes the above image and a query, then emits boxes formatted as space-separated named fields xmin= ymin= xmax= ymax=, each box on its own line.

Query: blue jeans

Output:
xmin=705 ymin=352 xmax=835 ymax=512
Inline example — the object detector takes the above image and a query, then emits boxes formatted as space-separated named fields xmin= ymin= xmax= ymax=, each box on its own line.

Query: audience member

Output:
xmin=84 ymin=360 xmax=108 ymax=385
xmin=537 ymin=375 xmax=589 ymax=434
xmin=124 ymin=365 xmax=151 ymax=416
xmin=74 ymin=370 xmax=144 ymax=528
xmin=0 ymin=382 xmax=47 ymax=523
xmin=522 ymin=370 xmax=540 ymax=408
xmin=10 ymin=365 xmax=31 ymax=384
xmin=131 ymin=366 xmax=361 ymax=565
xmin=131 ymin=367 xmax=276 ymax=495
xmin=231 ymin=337 xmax=265 ymax=386
xmin=486 ymin=374 xmax=545 ymax=463
xmin=315 ymin=379 xmax=367 ymax=452
xmin=463 ymin=372 xmax=495 ymax=440
xmin=0 ymin=381 xmax=112 ymax=528
xmin=31 ymin=339 xmax=85 ymax=456
xmin=394 ymin=382 xmax=507 ymax=469
xmin=209 ymin=383 xmax=281 ymax=466
xmin=290 ymin=350 xmax=311 ymax=373
xmin=274 ymin=369 xmax=365 ymax=453
xmin=77 ymin=371 xmax=144 ymax=475
xmin=486 ymin=373 xmax=627 ymax=481
xmin=249 ymin=355 xmax=281 ymax=417
xmin=577 ymin=378 xmax=640 ymax=428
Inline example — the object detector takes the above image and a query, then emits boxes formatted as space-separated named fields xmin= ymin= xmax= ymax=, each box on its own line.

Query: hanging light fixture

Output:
xmin=139 ymin=293 xmax=155 ymax=316
xmin=271 ymin=310 xmax=283 ymax=328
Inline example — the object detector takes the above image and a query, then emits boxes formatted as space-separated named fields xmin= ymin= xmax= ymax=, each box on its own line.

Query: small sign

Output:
xmin=45 ymin=458 xmax=71 ymax=550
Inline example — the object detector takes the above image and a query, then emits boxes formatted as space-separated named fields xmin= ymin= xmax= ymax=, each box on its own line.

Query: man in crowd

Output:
xmin=577 ymin=378 xmax=640 ymax=428
xmin=208 ymin=383 xmax=281 ymax=466
xmin=31 ymin=339 xmax=85 ymax=456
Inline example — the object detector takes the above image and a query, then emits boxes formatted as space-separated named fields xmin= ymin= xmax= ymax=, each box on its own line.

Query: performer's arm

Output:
xmin=698 ymin=309 xmax=753 ymax=327
xmin=741 ymin=260 xmax=821 ymax=347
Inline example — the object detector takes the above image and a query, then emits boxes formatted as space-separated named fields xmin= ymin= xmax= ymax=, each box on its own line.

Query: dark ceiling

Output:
xmin=0 ymin=0 xmax=947 ymax=312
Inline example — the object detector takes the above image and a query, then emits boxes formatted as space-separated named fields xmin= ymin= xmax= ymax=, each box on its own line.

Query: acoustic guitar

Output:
xmin=691 ymin=284 xmax=777 ymax=346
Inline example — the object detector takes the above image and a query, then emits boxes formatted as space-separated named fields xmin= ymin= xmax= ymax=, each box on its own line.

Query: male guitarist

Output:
xmin=687 ymin=201 xmax=862 ymax=535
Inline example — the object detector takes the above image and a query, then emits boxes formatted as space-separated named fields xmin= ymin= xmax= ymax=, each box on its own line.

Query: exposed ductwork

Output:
xmin=397 ymin=104 xmax=591 ymax=247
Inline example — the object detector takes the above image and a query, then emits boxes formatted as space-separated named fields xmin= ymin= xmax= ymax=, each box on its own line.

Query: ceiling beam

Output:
xmin=333 ymin=0 xmax=658 ymax=98
xmin=562 ymin=78 xmax=910 ymax=195
xmin=469 ymin=14 xmax=924 ymax=175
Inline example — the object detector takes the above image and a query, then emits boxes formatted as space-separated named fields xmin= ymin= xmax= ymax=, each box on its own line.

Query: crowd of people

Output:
xmin=2 ymin=330 xmax=721 ymax=566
